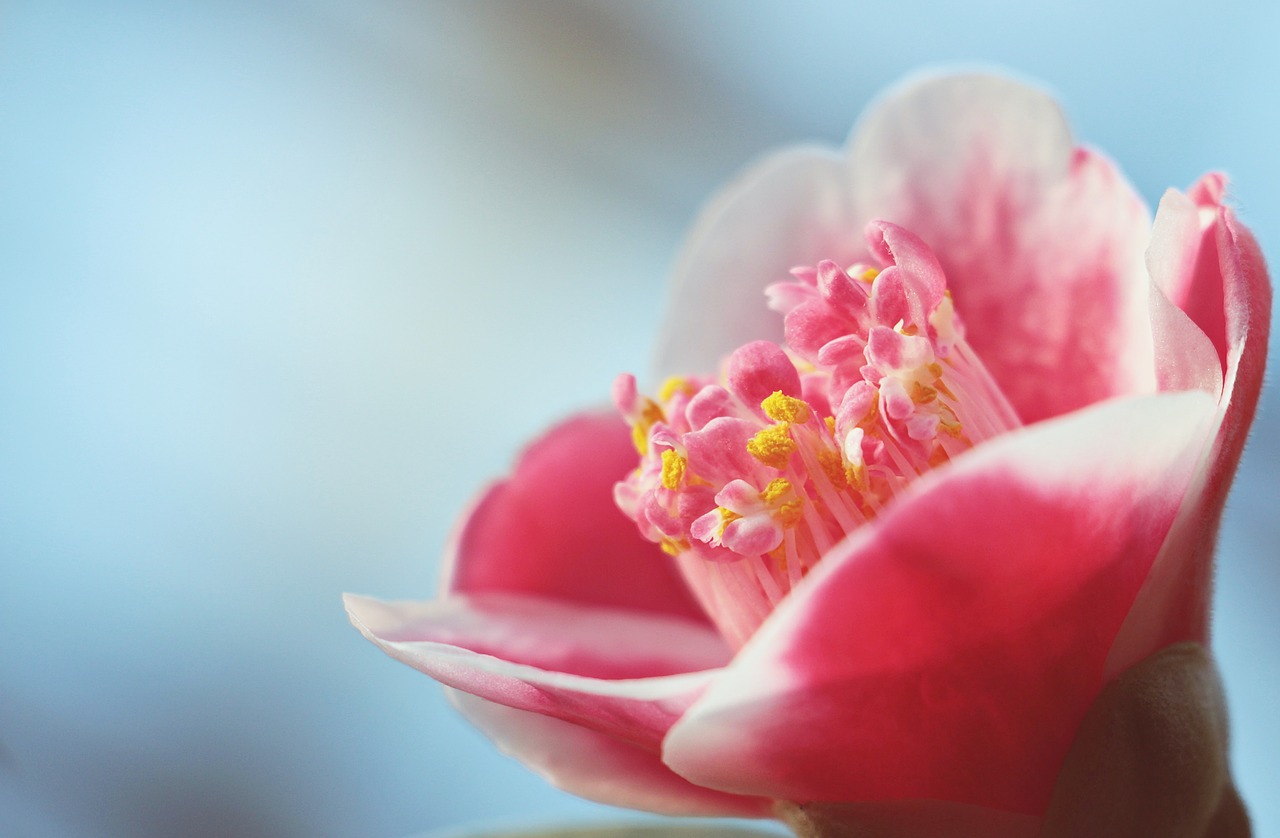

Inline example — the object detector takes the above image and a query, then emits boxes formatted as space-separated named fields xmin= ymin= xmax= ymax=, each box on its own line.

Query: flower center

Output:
xmin=614 ymin=222 xmax=1021 ymax=647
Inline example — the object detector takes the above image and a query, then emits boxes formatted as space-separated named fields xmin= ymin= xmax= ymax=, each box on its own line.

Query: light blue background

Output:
xmin=2 ymin=2 xmax=1277 ymax=836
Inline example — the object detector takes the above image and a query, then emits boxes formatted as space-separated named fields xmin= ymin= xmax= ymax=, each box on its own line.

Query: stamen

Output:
xmin=747 ymin=423 xmax=797 ymax=469
xmin=613 ymin=221 xmax=1022 ymax=647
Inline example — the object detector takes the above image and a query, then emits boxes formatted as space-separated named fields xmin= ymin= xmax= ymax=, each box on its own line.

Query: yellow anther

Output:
xmin=760 ymin=478 xmax=793 ymax=503
xmin=747 ymin=423 xmax=797 ymax=469
xmin=911 ymin=382 xmax=938 ymax=404
xmin=824 ymin=415 xmax=837 ymax=436
xmin=659 ymin=537 xmax=688 ymax=556
xmin=859 ymin=267 xmax=880 ymax=283
xmin=659 ymin=376 xmax=695 ymax=403
xmin=817 ymin=448 xmax=846 ymax=489
xmin=845 ymin=463 xmax=866 ymax=491
xmin=630 ymin=398 xmax=666 ymax=454
xmin=762 ymin=391 xmax=811 ymax=424
xmin=631 ymin=424 xmax=648 ymax=454
xmin=641 ymin=400 xmax=664 ymax=425
xmin=715 ymin=507 xmax=742 ymax=538
xmin=777 ymin=500 xmax=804 ymax=527
xmin=938 ymin=399 xmax=964 ymax=439
xmin=660 ymin=449 xmax=686 ymax=490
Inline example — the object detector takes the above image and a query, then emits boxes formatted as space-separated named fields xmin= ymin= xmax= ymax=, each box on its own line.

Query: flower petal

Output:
xmin=654 ymin=148 xmax=860 ymax=380
xmin=847 ymin=71 xmax=1154 ymax=422
xmin=444 ymin=410 xmax=707 ymax=623
xmin=450 ymin=691 xmax=769 ymax=818
xmin=1149 ymin=279 xmax=1222 ymax=397
xmin=662 ymin=391 xmax=1217 ymax=813
xmin=345 ymin=592 xmax=729 ymax=750
xmin=1107 ymin=201 xmax=1271 ymax=674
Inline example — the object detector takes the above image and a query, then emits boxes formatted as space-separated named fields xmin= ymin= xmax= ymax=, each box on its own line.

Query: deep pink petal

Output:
xmin=663 ymin=392 xmax=1217 ymax=813
xmin=847 ymin=72 xmax=1155 ymax=422
xmin=1108 ymin=205 xmax=1270 ymax=674
xmin=654 ymin=148 xmax=862 ymax=379
xmin=444 ymin=410 xmax=706 ymax=622
xmin=450 ymin=692 xmax=769 ymax=818
xmin=345 ymin=592 xmax=729 ymax=750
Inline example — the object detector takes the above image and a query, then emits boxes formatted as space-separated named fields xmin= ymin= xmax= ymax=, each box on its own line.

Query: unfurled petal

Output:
xmin=444 ymin=410 xmax=707 ymax=623
xmin=345 ymin=592 xmax=729 ymax=750
xmin=654 ymin=148 xmax=861 ymax=379
xmin=450 ymin=692 xmax=770 ymax=818
xmin=1108 ymin=198 xmax=1270 ymax=675
xmin=847 ymin=72 xmax=1155 ymax=422
xmin=663 ymin=392 xmax=1217 ymax=813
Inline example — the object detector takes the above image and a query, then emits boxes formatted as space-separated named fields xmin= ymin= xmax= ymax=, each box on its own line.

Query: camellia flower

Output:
xmin=346 ymin=72 xmax=1269 ymax=832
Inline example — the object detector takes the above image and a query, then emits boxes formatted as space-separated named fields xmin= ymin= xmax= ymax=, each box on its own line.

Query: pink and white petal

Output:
xmin=654 ymin=148 xmax=862 ymax=380
xmin=847 ymin=72 xmax=1154 ymax=422
xmin=721 ymin=515 xmax=784 ymax=557
xmin=1146 ymin=187 xmax=1204 ymax=307
xmin=1149 ymin=280 xmax=1222 ymax=397
xmin=1144 ymin=174 xmax=1233 ymax=369
xmin=443 ymin=410 xmax=707 ymax=623
xmin=1108 ymin=207 xmax=1270 ymax=675
xmin=345 ymin=592 xmax=729 ymax=750
xmin=450 ymin=692 xmax=770 ymax=818
xmin=663 ymin=391 xmax=1217 ymax=814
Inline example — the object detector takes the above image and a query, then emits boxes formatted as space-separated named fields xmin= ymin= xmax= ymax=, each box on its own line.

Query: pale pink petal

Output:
xmin=654 ymin=148 xmax=861 ymax=379
xmin=1146 ymin=187 xmax=1204 ymax=306
xmin=1149 ymin=281 xmax=1222 ymax=397
xmin=847 ymin=72 xmax=1154 ymax=422
xmin=1108 ymin=204 xmax=1271 ymax=674
xmin=663 ymin=391 xmax=1217 ymax=813
xmin=721 ymin=515 xmax=784 ymax=557
xmin=683 ymin=417 xmax=759 ymax=483
xmin=1166 ymin=173 xmax=1234 ymax=364
xmin=345 ymin=592 xmax=729 ymax=750
xmin=450 ymin=692 xmax=769 ymax=818
xmin=443 ymin=410 xmax=707 ymax=623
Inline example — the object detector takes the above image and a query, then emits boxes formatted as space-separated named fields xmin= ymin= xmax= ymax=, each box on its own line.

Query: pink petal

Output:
xmin=1145 ymin=187 xmax=1204 ymax=307
xmin=683 ymin=417 xmax=759 ymax=483
xmin=1108 ymin=202 xmax=1271 ymax=674
xmin=721 ymin=515 xmax=784 ymax=557
xmin=1152 ymin=174 xmax=1232 ymax=365
xmin=654 ymin=148 xmax=861 ymax=380
xmin=865 ymin=221 xmax=946 ymax=330
xmin=450 ymin=692 xmax=769 ymax=818
xmin=444 ymin=410 xmax=707 ymax=623
xmin=663 ymin=391 xmax=1217 ymax=813
xmin=847 ymin=72 xmax=1155 ymax=422
xmin=726 ymin=340 xmax=802 ymax=411
xmin=1149 ymin=281 xmax=1222 ymax=397
xmin=345 ymin=592 xmax=729 ymax=750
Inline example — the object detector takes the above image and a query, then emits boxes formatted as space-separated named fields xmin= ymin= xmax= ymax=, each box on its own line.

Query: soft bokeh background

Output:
xmin=2 ymin=2 xmax=1277 ymax=836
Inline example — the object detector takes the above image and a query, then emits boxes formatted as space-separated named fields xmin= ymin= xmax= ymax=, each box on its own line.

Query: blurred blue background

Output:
xmin=2 ymin=2 xmax=1277 ymax=836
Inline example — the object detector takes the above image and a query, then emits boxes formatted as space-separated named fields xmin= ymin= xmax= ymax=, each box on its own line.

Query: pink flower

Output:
xmin=345 ymin=72 xmax=1269 ymax=822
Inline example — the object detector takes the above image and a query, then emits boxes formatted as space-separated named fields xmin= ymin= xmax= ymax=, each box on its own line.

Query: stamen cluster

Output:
xmin=614 ymin=224 xmax=1020 ymax=646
